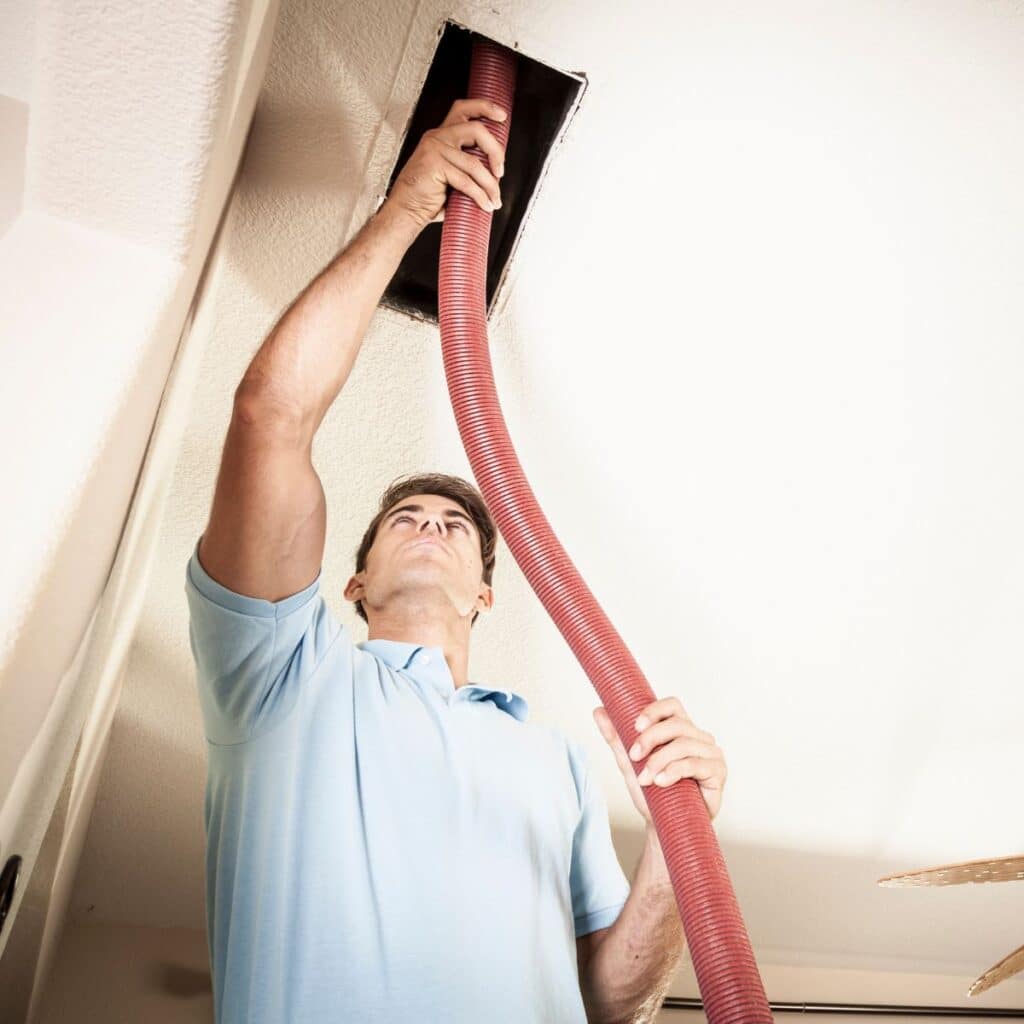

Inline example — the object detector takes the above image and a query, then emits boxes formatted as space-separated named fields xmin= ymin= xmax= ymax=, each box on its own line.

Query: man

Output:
xmin=185 ymin=97 xmax=727 ymax=1023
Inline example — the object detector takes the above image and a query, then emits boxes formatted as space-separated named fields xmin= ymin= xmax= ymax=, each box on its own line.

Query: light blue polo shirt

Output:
xmin=184 ymin=536 xmax=630 ymax=1023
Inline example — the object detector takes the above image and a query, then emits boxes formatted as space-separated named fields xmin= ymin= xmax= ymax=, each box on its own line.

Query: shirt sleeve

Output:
xmin=184 ymin=535 xmax=344 ymax=745
xmin=567 ymin=738 xmax=631 ymax=937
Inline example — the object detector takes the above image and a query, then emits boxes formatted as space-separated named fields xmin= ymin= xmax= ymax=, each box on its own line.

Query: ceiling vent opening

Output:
xmin=381 ymin=21 xmax=585 ymax=324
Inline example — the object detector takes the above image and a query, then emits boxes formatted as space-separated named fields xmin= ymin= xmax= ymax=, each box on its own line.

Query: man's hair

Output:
xmin=352 ymin=472 xmax=497 ymax=625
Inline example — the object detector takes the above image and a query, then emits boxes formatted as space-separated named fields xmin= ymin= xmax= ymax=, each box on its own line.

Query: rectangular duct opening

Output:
xmin=381 ymin=21 xmax=585 ymax=323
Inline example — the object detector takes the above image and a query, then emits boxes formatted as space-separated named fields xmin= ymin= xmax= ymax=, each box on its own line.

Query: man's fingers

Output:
xmin=637 ymin=737 xmax=719 ymax=782
xmin=443 ymin=142 xmax=502 ymax=206
xmin=636 ymin=696 xmax=691 ymax=731
xmin=601 ymin=717 xmax=648 ymax=777
xmin=608 ymin=735 xmax=638 ymax=779
xmin=595 ymin=709 xmax=622 ymax=747
xmin=443 ymin=120 xmax=506 ymax=178
xmin=439 ymin=163 xmax=494 ymax=213
xmin=442 ymin=97 xmax=507 ymax=128
xmin=442 ymin=145 xmax=501 ymax=208
xmin=630 ymin=718 xmax=712 ymax=761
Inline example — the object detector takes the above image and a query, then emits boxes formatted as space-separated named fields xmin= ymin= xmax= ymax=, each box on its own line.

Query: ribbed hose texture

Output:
xmin=438 ymin=36 xmax=774 ymax=1023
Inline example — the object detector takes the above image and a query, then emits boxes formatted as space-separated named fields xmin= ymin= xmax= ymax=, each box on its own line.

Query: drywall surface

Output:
xmin=0 ymin=95 xmax=28 ymax=234
xmin=0 ymin=0 xmax=281 ymax=1018
xmin=39 ymin=0 xmax=1024 ymax=1011
xmin=0 ymin=0 xmax=37 ymax=102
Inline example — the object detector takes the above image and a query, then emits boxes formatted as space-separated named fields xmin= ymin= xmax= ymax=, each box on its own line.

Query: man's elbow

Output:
xmin=579 ymin=970 xmax=640 ymax=1024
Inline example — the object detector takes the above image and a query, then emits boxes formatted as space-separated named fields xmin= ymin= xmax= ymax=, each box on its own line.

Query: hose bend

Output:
xmin=438 ymin=37 xmax=773 ymax=1024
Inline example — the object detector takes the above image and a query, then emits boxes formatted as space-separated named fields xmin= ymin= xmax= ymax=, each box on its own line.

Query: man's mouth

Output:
xmin=409 ymin=538 xmax=446 ymax=551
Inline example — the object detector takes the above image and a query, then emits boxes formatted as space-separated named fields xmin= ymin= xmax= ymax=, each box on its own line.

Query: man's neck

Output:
xmin=366 ymin=611 xmax=472 ymax=689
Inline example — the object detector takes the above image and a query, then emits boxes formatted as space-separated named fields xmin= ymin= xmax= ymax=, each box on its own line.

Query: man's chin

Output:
xmin=388 ymin=570 xmax=454 ymax=597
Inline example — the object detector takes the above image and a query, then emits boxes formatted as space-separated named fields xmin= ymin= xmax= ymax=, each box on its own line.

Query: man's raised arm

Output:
xmin=237 ymin=96 xmax=507 ymax=440
xmin=198 ymin=97 xmax=506 ymax=601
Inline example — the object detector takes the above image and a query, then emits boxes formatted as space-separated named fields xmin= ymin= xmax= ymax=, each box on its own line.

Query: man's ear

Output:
xmin=476 ymin=581 xmax=494 ymax=614
xmin=343 ymin=572 xmax=365 ymax=602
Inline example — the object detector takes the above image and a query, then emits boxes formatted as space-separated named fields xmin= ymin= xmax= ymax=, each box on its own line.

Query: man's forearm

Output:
xmin=580 ymin=828 xmax=686 ymax=1024
xmin=238 ymin=199 xmax=422 ymax=435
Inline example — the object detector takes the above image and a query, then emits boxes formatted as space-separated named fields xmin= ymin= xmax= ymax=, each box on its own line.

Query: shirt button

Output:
xmin=418 ymin=653 xmax=431 ymax=665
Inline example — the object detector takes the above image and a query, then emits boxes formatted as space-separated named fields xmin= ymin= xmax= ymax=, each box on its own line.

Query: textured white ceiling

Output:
xmin=64 ymin=0 xmax=1024 ymax=998
xmin=0 ymin=0 xmax=36 ymax=102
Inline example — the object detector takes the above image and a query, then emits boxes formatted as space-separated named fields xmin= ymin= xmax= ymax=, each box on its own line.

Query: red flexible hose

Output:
xmin=438 ymin=37 xmax=774 ymax=1024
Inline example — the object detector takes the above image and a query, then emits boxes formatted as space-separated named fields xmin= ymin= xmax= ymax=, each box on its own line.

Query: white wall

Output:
xmin=35 ymin=922 xmax=213 ymax=1023
xmin=33 ymin=921 xmax=1023 ymax=1023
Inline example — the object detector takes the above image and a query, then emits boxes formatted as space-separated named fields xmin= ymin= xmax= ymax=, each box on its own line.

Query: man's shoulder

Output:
xmin=522 ymin=722 xmax=590 ymax=778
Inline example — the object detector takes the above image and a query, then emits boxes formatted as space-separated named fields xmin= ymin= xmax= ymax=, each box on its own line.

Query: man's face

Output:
xmin=345 ymin=493 xmax=493 ymax=621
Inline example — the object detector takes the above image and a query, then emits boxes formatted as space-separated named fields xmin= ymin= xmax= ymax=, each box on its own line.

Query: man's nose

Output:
xmin=420 ymin=517 xmax=444 ymax=535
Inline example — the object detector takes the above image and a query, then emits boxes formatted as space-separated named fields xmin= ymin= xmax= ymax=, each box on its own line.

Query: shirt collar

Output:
xmin=356 ymin=639 xmax=529 ymax=723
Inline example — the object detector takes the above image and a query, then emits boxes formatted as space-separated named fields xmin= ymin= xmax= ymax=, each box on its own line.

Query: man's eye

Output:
xmin=450 ymin=521 xmax=465 ymax=530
